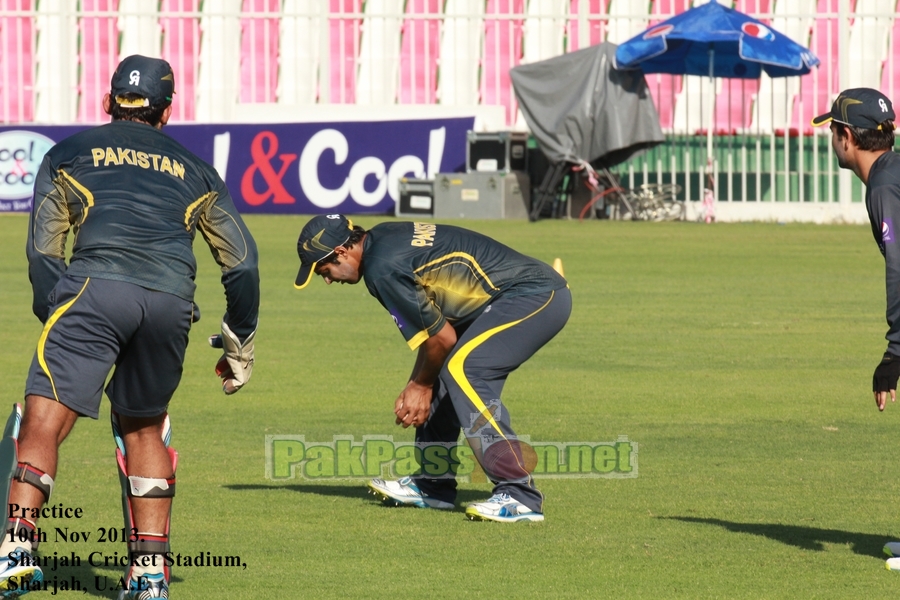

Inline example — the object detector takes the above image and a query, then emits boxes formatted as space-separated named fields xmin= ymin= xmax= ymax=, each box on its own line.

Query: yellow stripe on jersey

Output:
xmin=37 ymin=277 xmax=91 ymax=402
xmin=199 ymin=204 xmax=249 ymax=270
xmin=184 ymin=192 xmax=215 ymax=231
xmin=414 ymin=252 xmax=499 ymax=291
xmin=407 ymin=330 xmax=430 ymax=350
xmin=57 ymin=170 xmax=94 ymax=223
xmin=446 ymin=290 xmax=557 ymax=437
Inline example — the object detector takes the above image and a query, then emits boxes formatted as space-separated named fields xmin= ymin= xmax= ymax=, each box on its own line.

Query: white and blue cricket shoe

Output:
xmin=465 ymin=493 xmax=544 ymax=523
xmin=367 ymin=477 xmax=454 ymax=510
xmin=118 ymin=573 xmax=169 ymax=599
xmin=0 ymin=547 xmax=42 ymax=598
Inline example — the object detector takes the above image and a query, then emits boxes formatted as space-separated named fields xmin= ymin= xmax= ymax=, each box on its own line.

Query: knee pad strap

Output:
xmin=14 ymin=463 xmax=54 ymax=502
xmin=129 ymin=533 xmax=170 ymax=556
xmin=127 ymin=476 xmax=175 ymax=498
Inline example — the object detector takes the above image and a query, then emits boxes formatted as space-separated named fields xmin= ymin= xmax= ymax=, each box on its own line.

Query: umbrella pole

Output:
xmin=704 ymin=47 xmax=717 ymax=223
xmin=707 ymin=49 xmax=714 ymax=163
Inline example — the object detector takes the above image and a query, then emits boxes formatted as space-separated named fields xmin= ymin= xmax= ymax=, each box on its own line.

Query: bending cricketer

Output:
xmin=0 ymin=55 xmax=259 ymax=598
xmin=294 ymin=215 xmax=571 ymax=522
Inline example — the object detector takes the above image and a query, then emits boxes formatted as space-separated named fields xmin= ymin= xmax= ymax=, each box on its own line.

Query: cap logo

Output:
xmin=880 ymin=99 xmax=889 ymax=113
xmin=129 ymin=70 xmax=140 ymax=86
xmin=302 ymin=229 xmax=333 ymax=253
xmin=326 ymin=214 xmax=340 ymax=219
xmin=838 ymin=96 xmax=863 ymax=122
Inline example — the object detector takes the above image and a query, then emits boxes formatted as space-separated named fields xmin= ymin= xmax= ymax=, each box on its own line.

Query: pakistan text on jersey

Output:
xmin=90 ymin=147 xmax=186 ymax=180
xmin=412 ymin=222 xmax=437 ymax=247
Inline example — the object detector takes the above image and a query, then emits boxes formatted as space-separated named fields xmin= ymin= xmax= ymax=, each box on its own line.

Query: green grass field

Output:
xmin=2 ymin=213 xmax=899 ymax=598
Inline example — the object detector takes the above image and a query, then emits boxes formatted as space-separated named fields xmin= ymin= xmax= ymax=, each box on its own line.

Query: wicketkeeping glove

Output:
xmin=209 ymin=321 xmax=256 ymax=395
xmin=873 ymin=352 xmax=900 ymax=393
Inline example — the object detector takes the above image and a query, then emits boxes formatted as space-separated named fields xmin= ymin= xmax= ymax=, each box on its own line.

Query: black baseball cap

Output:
xmin=110 ymin=55 xmax=175 ymax=107
xmin=294 ymin=214 xmax=355 ymax=289
xmin=811 ymin=88 xmax=896 ymax=130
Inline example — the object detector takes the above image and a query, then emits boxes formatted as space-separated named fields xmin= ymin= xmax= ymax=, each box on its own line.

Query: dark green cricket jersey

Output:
xmin=361 ymin=222 xmax=567 ymax=349
xmin=27 ymin=120 xmax=259 ymax=336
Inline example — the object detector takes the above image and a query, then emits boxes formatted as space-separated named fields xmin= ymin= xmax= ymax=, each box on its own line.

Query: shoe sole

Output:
xmin=465 ymin=509 xmax=544 ymax=523
xmin=366 ymin=482 xmax=453 ymax=510
xmin=0 ymin=567 xmax=43 ymax=598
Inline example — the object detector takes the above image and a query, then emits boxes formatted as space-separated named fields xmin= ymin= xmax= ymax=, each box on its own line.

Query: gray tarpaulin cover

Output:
xmin=510 ymin=42 xmax=664 ymax=168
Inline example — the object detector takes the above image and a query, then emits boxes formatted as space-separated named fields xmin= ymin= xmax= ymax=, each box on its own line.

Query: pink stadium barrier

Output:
xmin=330 ymin=0 xmax=361 ymax=104
xmin=482 ymin=0 xmax=525 ymax=124
xmin=567 ymin=0 xmax=604 ymax=51
xmin=792 ymin=0 xmax=842 ymax=135
xmin=399 ymin=0 xmax=440 ymax=104
xmin=0 ymin=0 xmax=35 ymax=123
xmin=880 ymin=7 xmax=900 ymax=111
xmin=240 ymin=0 xmax=279 ymax=104
xmin=713 ymin=0 xmax=767 ymax=134
xmin=160 ymin=0 xmax=200 ymax=122
xmin=77 ymin=0 xmax=119 ymax=123
xmin=645 ymin=0 xmax=690 ymax=130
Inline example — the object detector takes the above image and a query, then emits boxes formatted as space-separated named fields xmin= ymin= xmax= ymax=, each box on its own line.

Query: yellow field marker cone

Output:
xmin=552 ymin=258 xmax=564 ymax=276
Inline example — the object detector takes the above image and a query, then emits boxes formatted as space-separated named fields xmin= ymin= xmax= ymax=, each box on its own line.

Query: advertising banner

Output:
xmin=0 ymin=117 xmax=473 ymax=214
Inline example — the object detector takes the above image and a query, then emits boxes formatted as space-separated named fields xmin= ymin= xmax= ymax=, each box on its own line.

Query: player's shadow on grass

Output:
xmin=665 ymin=516 xmax=888 ymax=559
xmin=225 ymin=483 xmax=487 ymax=506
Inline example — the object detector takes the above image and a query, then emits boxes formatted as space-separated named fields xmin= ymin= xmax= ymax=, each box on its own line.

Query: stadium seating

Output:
xmin=240 ymin=0 xmax=278 ymax=104
xmin=713 ymin=0 xmax=768 ymax=134
xmin=356 ymin=0 xmax=402 ymax=105
xmin=0 ymin=0 xmax=34 ymax=123
xmin=791 ymin=0 xmax=839 ymax=135
xmin=522 ymin=0 xmax=566 ymax=64
xmin=438 ymin=0 xmax=482 ymax=107
xmin=645 ymin=0 xmax=690 ymax=130
xmin=278 ymin=0 xmax=320 ymax=105
xmin=77 ymin=0 xmax=118 ymax=123
xmin=1 ymin=1 xmax=899 ymax=131
xmin=481 ymin=0 xmax=525 ymax=124
xmin=567 ymin=0 xmax=604 ymax=50
xmin=329 ymin=0 xmax=361 ymax=104
xmin=606 ymin=0 xmax=649 ymax=45
xmin=160 ymin=0 xmax=200 ymax=122
xmin=398 ymin=0 xmax=440 ymax=104
xmin=880 ymin=7 xmax=900 ymax=108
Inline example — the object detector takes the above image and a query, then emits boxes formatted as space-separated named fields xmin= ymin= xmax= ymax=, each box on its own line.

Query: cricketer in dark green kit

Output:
xmin=295 ymin=215 xmax=571 ymax=522
xmin=2 ymin=54 xmax=259 ymax=598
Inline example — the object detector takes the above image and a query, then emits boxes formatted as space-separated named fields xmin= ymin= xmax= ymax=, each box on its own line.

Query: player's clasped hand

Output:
xmin=873 ymin=352 xmax=900 ymax=411
xmin=209 ymin=321 xmax=256 ymax=395
xmin=394 ymin=382 xmax=432 ymax=428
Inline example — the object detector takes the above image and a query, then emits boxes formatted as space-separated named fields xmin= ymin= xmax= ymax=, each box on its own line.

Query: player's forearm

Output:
xmin=886 ymin=270 xmax=900 ymax=355
xmin=221 ymin=265 xmax=260 ymax=342
xmin=27 ymin=259 xmax=66 ymax=323
xmin=27 ymin=173 xmax=70 ymax=321
xmin=409 ymin=322 xmax=457 ymax=387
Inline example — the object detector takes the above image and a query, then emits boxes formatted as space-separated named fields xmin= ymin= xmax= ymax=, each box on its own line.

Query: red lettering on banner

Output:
xmin=240 ymin=131 xmax=298 ymax=205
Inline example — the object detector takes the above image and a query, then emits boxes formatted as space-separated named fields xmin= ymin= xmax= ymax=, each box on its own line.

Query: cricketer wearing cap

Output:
xmin=1 ymin=55 xmax=260 ymax=598
xmin=294 ymin=215 xmax=571 ymax=522
xmin=812 ymin=89 xmax=900 ymax=570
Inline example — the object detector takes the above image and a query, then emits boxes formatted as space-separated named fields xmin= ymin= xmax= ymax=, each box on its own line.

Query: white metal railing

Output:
xmin=0 ymin=0 xmax=896 ymax=211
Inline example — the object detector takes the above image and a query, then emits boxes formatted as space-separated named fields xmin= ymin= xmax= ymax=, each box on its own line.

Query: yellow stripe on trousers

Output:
xmin=446 ymin=290 xmax=557 ymax=438
xmin=37 ymin=277 xmax=91 ymax=402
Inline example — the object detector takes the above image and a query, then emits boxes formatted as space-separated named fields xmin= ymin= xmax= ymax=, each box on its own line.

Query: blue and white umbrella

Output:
xmin=615 ymin=0 xmax=819 ymax=78
xmin=615 ymin=0 xmax=819 ymax=205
